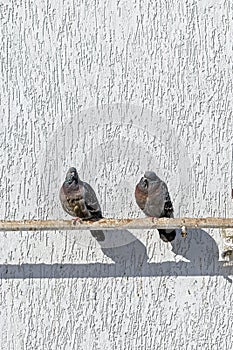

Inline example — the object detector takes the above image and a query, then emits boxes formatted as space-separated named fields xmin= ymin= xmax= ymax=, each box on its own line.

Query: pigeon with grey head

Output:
xmin=135 ymin=171 xmax=176 ymax=242
xmin=60 ymin=167 xmax=103 ymax=221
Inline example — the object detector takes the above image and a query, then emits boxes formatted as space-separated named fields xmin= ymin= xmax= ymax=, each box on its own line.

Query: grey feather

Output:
xmin=135 ymin=171 xmax=176 ymax=242
xmin=59 ymin=167 xmax=102 ymax=220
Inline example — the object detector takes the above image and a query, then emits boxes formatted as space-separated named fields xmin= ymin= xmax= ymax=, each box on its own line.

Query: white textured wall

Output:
xmin=0 ymin=0 xmax=233 ymax=349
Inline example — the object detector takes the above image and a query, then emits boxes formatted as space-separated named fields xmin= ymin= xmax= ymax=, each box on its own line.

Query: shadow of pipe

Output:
xmin=0 ymin=229 xmax=232 ymax=281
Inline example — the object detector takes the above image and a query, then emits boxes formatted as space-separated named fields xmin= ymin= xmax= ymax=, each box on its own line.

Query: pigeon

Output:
xmin=135 ymin=171 xmax=176 ymax=242
xmin=59 ymin=167 xmax=103 ymax=221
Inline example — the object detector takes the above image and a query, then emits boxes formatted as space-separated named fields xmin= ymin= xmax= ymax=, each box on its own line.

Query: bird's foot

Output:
xmin=150 ymin=216 xmax=158 ymax=223
xmin=72 ymin=217 xmax=83 ymax=225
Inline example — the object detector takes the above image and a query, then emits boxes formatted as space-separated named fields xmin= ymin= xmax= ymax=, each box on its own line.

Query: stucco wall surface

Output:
xmin=0 ymin=0 xmax=233 ymax=349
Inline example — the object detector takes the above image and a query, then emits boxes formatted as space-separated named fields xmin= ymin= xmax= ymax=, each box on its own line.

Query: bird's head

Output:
xmin=144 ymin=171 xmax=159 ymax=181
xmin=137 ymin=171 xmax=159 ymax=192
xmin=138 ymin=176 xmax=149 ymax=192
xmin=65 ymin=167 xmax=79 ymax=184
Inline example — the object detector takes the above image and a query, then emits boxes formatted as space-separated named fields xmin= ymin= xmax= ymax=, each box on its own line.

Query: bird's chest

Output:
xmin=135 ymin=185 xmax=148 ymax=210
xmin=66 ymin=190 xmax=86 ymax=217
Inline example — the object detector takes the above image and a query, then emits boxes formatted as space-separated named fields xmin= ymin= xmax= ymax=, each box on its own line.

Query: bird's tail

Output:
xmin=158 ymin=229 xmax=176 ymax=242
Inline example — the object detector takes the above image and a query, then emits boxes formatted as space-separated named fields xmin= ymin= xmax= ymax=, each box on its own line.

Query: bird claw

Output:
xmin=150 ymin=216 xmax=158 ymax=223
xmin=72 ymin=217 xmax=83 ymax=225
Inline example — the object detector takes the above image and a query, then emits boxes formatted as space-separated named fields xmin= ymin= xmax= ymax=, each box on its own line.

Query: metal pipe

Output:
xmin=0 ymin=217 xmax=232 ymax=231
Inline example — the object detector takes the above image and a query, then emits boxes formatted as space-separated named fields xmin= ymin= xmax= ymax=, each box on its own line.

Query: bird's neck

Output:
xmin=64 ymin=179 xmax=79 ymax=188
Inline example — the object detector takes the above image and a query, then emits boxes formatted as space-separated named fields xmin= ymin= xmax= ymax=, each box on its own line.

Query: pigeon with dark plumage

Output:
xmin=135 ymin=171 xmax=176 ymax=242
xmin=60 ymin=167 xmax=103 ymax=221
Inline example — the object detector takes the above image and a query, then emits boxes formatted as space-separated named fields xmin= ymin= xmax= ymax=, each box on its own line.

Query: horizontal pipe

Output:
xmin=0 ymin=217 xmax=232 ymax=231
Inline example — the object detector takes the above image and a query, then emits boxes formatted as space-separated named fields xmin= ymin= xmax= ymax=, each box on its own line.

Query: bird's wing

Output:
xmin=160 ymin=181 xmax=174 ymax=218
xmin=83 ymin=181 xmax=102 ymax=217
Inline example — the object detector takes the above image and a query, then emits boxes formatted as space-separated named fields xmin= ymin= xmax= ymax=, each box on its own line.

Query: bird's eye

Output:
xmin=143 ymin=179 xmax=148 ymax=188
